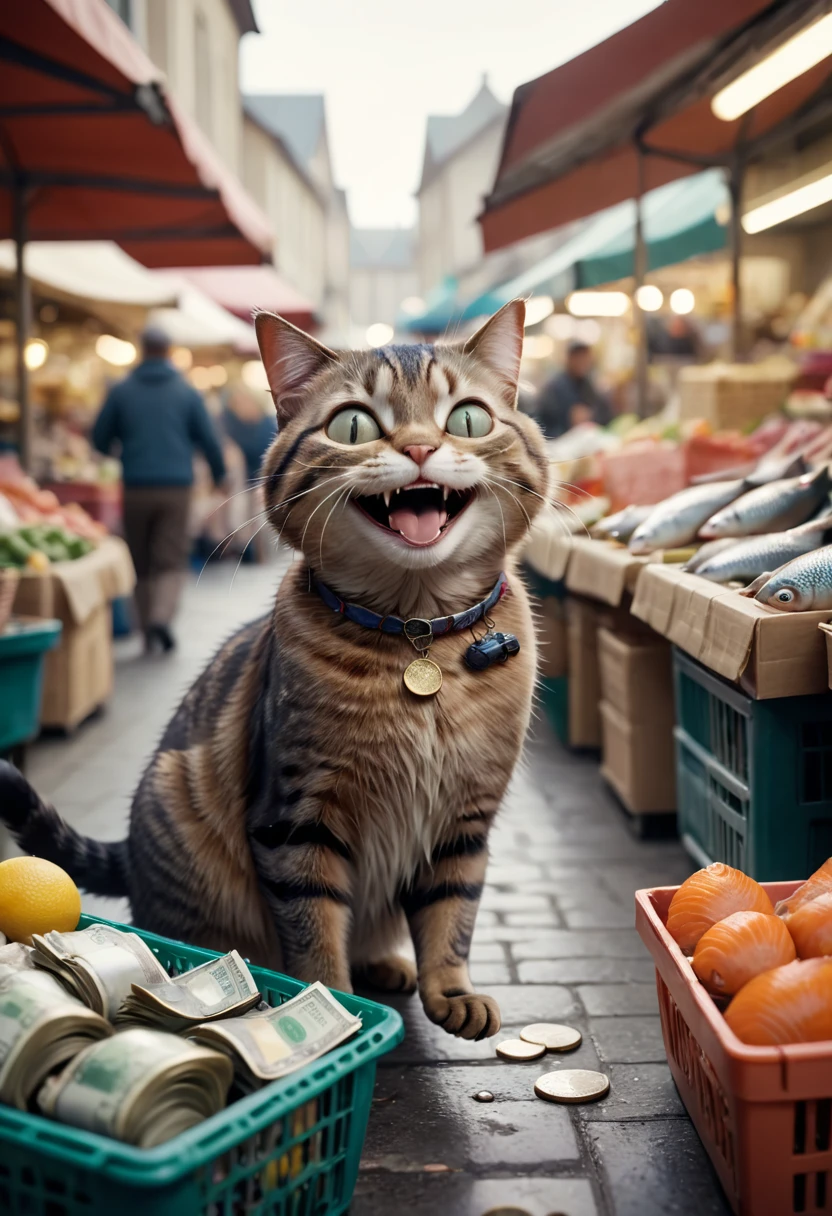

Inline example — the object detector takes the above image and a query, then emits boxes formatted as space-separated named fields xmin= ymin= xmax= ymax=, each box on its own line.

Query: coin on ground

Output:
xmin=534 ymin=1069 xmax=610 ymax=1104
xmin=496 ymin=1038 xmax=545 ymax=1061
xmin=473 ymin=1090 xmax=494 ymax=1102
xmin=520 ymin=1023 xmax=582 ymax=1052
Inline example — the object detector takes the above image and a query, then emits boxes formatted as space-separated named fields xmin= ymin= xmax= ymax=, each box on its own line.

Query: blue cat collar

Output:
xmin=313 ymin=573 xmax=508 ymax=639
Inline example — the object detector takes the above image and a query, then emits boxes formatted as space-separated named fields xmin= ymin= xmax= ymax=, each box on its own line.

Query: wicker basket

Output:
xmin=0 ymin=567 xmax=20 ymax=633
xmin=678 ymin=363 xmax=795 ymax=430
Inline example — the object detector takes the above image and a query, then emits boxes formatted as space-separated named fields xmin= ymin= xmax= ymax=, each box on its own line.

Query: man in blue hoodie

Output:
xmin=93 ymin=327 xmax=226 ymax=653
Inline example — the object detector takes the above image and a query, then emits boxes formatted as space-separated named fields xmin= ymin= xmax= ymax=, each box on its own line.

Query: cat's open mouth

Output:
xmin=354 ymin=483 xmax=474 ymax=546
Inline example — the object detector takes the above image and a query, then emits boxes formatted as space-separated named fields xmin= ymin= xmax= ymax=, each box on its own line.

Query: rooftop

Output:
xmin=419 ymin=77 xmax=506 ymax=192
xmin=243 ymin=94 xmax=326 ymax=171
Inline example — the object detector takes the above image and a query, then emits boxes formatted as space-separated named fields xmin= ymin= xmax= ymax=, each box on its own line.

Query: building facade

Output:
xmin=349 ymin=229 xmax=419 ymax=338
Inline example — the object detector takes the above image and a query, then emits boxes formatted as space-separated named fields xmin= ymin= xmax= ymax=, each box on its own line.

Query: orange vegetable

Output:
xmin=666 ymin=862 xmax=775 ymax=953
xmin=725 ymin=957 xmax=832 ymax=1046
xmin=692 ymin=910 xmax=795 ymax=996
xmin=783 ymin=890 xmax=832 ymax=959
xmin=775 ymin=858 xmax=832 ymax=921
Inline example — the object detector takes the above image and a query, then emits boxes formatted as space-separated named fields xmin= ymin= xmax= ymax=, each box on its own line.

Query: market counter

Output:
xmin=12 ymin=537 xmax=135 ymax=729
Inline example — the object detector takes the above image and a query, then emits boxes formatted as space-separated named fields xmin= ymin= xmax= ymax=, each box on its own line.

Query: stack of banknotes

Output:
xmin=0 ymin=926 xmax=361 ymax=1148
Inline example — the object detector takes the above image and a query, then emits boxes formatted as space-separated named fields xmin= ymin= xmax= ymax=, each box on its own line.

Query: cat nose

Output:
xmin=403 ymin=444 xmax=436 ymax=467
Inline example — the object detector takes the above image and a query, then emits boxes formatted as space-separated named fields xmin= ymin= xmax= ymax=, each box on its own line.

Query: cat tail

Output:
xmin=0 ymin=761 xmax=128 ymax=897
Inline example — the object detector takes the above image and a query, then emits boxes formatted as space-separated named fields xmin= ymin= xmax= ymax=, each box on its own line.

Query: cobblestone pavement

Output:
xmin=25 ymin=560 xmax=730 ymax=1216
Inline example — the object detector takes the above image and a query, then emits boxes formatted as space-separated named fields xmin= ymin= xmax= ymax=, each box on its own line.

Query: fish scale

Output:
xmin=753 ymin=544 xmax=832 ymax=611
xmin=700 ymin=466 xmax=831 ymax=539
xmin=695 ymin=517 xmax=832 ymax=584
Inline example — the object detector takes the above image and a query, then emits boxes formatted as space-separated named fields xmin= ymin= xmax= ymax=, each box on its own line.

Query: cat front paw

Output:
xmin=354 ymin=955 xmax=418 ymax=994
xmin=423 ymin=989 xmax=501 ymax=1039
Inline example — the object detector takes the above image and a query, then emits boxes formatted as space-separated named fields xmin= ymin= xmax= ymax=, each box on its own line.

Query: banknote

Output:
xmin=0 ymin=971 xmax=111 ymax=1109
xmin=115 ymin=951 xmax=261 ymax=1030
xmin=38 ymin=1027 xmax=233 ymax=1147
xmin=0 ymin=942 xmax=36 ymax=984
xmin=32 ymin=924 xmax=168 ymax=1021
xmin=190 ymin=981 xmax=361 ymax=1090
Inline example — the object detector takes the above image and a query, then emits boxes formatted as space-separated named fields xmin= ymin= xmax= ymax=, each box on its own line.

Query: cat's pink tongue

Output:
xmin=389 ymin=507 xmax=447 ymax=543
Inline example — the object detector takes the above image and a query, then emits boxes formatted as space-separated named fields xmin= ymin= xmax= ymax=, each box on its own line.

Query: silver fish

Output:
xmin=629 ymin=481 xmax=746 ymax=554
xmin=700 ymin=465 xmax=831 ymax=539
xmin=696 ymin=516 xmax=832 ymax=584
xmin=594 ymin=504 xmax=653 ymax=542
xmin=743 ymin=452 xmax=808 ymax=488
xmin=751 ymin=545 xmax=832 ymax=611
xmin=683 ymin=538 xmax=739 ymax=573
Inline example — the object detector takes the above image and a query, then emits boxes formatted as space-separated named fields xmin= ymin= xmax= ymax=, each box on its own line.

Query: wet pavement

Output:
xmin=24 ymin=559 xmax=731 ymax=1216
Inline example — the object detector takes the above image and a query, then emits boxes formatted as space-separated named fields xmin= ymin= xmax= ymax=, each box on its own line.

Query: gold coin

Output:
xmin=403 ymin=658 xmax=442 ymax=696
xmin=520 ymin=1023 xmax=582 ymax=1052
xmin=495 ymin=1038 xmax=545 ymax=1061
xmin=534 ymin=1069 xmax=610 ymax=1104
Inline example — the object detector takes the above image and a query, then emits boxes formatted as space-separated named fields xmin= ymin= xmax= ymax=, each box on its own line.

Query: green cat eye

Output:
xmin=326 ymin=407 xmax=382 ymax=445
xmin=446 ymin=402 xmax=493 ymax=438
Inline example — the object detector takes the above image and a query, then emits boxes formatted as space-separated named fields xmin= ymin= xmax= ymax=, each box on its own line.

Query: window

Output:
xmin=194 ymin=9 xmax=212 ymax=140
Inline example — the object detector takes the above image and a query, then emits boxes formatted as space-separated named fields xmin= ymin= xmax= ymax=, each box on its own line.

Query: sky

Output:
xmin=242 ymin=0 xmax=663 ymax=230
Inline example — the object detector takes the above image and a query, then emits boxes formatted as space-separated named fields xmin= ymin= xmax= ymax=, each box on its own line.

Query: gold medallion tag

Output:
xmin=403 ymin=657 xmax=443 ymax=697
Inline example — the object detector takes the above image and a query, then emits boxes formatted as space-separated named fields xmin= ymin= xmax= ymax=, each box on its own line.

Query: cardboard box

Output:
xmin=678 ymin=362 xmax=795 ymax=430
xmin=537 ymin=596 xmax=568 ymax=679
xmin=13 ymin=538 xmax=135 ymax=729
xmin=821 ymin=622 xmax=832 ymax=690
xmin=523 ymin=514 xmax=575 ymax=582
xmin=632 ymin=563 xmax=832 ymax=700
xmin=600 ymin=699 xmax=676 ymax=814
xmin=566 ymin=597 xmax=601 ymax=748
xmin=597 ymin=626 xmax=674 ymax=727
xmin=565 ymin=538 xmax=652 ymax=607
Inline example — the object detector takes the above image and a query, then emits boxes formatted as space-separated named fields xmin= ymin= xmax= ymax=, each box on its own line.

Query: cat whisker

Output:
xmin=300 ymin=480 xmax=357 ymax=552
xmin=276 ymin=472 xmax=352 ymax=511
xmin=195 ymin=508 xmax=269 ymax=583
xmin=480 ymin=481 xmax=507 ymax=551
xmin=484 ymin=477 xmax=532 ymax=529
xmin=228 ymin=518 xmax=270 ymax=592
xmin=318 ymin=484 xmax=352 ymax=573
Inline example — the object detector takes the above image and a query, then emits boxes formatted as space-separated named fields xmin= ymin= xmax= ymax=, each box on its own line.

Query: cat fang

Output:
xmin=353 ymin=482 xmax=475 ymax=547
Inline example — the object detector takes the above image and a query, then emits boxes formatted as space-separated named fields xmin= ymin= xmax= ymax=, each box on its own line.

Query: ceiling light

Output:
xmin=670 ymin=288 xmax=695 ymax=315
xmin=366 ymin=322 xmax=394 ymax=347
xmin=242 ymin=360 xmax=270 ymax=391
xmin=742 ymin=171 xmax=832 ymax=234
xmin=524 ymin=295 xmax=555 ymax=327
xmin=635 ymin=285 xmax=663 ymax=312
xmin=523 ymin=334 xmax=555 ymax=359
xmin=545 ymin=314 xmax=577 ymax=340
xmin=207 ymin=364 xmax=228 ymax=387
xmin=567 ymin=291 xmax=629 ymax=317
xmin=95 ymin=334 xmax=136 ymax=366
xmin=575 ymin=319 xmax=602 ymax=344
xmin=400 ymin=296 xmax=426 ymax=316
xmin=24 ymin=339 xmax=48 ymax=370
xmin=170 ymin=346 xmax=193 ymax=371
xmin=712 ymin=13 xmax=832 ymax=122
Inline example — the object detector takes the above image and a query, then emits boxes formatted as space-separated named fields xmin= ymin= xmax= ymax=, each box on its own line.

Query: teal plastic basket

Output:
xmin=0 ymin=618 xmax=61 ymax=753
xmin=0 ymin=915 xmax=403 ymax=1216
xmin=673 ymin=648 xmax=832 ymax=881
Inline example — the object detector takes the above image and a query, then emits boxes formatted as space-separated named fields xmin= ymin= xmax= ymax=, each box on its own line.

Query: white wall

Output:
xmin=417 ymin=119 xmax=505 ymax=294
xmin=145 ymin=0 xmax=242 ymax=174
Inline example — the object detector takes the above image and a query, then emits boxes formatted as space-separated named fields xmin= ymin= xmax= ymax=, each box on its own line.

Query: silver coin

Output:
xmin=496 ymin=1038 xmax=546 ymax=1061
xmin=534 ymin=1068 xmax=610 ymax=1104
xmin=520 ymin=1022 xmax=582 ymax=1052
xmin=473 ymin=1090 xmax=495 ymax=1102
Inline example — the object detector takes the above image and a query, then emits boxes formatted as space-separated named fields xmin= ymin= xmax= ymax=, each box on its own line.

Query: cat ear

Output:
xmin=254 ymin=311 xmax=338 ymax=421
xmin=462 ymin=299 xmax=525 ymax=408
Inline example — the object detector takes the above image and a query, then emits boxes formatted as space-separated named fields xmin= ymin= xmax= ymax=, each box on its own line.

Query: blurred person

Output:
xmin=92 ymin=326 xmax=226 ymax=653
xmin=534 ymin=340 xmax=612 ymax=437
xmin=222 ymin=385 xmax=277 ymax=484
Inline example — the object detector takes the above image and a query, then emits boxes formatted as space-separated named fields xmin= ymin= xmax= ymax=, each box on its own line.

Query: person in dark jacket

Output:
xmin=534 ymin=340 xmax=612 ymax=438
xmin=93 ymin=326 xmax=226 ymax=653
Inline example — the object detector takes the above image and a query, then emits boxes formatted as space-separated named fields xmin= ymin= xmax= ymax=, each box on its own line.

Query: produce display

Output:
xmin=667 ymin=860 xmax=832 ymax=1045
xmin=0 ymin=466 xmax=106 ymax=575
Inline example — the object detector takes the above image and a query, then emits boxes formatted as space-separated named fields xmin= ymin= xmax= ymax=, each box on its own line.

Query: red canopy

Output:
xmin=481 ymin=0 xmax=828 ymax=251
xmin=0 ymin=0 xmax=273 ymax=266
xmin=169 ymin=266 xmax=318 ymax=332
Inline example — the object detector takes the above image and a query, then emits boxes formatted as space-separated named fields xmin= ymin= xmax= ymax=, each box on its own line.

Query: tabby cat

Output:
xmin=0 ymin=299 xmax=549 ymax=1039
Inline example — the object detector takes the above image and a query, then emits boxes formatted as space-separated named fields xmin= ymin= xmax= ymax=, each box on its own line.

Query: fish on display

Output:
xmin=683 ymin=538 xmax=739 ymax=573
xmin=628 ymin=481 xmax=746 ymax=555
xmin=747 ymin=545 xmax=832 ymax=611
xmin=700 ymin=465 xmax=831 ymax=540
xmin=593 ymin=504 xmax=653 ymax=542
xmin=695 ymin=516 xmax=832 ymax=584
xmin=743 ymin=452 xmax=808 ymax=488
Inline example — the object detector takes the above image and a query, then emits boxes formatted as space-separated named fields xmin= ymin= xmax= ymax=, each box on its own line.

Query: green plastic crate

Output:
xmin=540 ymin=675 xmax=569 ymax=745
xmin=673 ymin=648 xmax=832 ymax=881
xmin=0 ymin=914 xmax=404 ymax=1216
xmin=0 ymin=619 xmax=61 ymax=753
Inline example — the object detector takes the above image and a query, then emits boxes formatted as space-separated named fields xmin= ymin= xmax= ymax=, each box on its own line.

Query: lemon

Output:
xmin=0 ymin=856 xmax=81 ymax=944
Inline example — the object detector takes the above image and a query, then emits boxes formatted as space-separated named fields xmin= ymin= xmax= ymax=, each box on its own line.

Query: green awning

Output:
xmin=399 ymin=275 xmax=460 ymax=334
xmin=461 ymin=169 xmax=728 ymax=320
